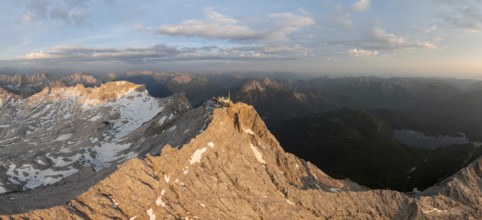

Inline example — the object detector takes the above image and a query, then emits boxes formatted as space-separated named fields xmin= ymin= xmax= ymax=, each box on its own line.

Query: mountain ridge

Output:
xmin=0 ymin=92 xmax=480 ymax=218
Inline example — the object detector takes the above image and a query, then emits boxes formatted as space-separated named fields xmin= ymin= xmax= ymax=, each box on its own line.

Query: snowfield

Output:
xmin=0 ymin=81 xmax=200 ymax=194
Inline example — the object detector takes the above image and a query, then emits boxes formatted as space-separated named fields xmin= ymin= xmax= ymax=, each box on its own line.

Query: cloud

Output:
xmin=439 ymin=7 xmax=482 ymax=31
xmin=330 ymin=5 xmax=354 ymax=29
xmin=23 ymin=13 xmax=34 ymax=23
xmin=20 ymin=0 xmax=90 ymax=25
xmin=158 ymin=9 xmax=314 ymax=41
xmin=24 ymin=52 xmax=63 ymax=60
xmin=348 ymin=49 xmax=379 ymax=57
xmin=371 ymin=27 xmax=438 ymax=50
xmin=16 ymin=44 xmax=313 ymax=63
xmin=372 ymin=27 xmax=407 ymax=45
xmin=134 ymin=23 xmax=153 ymax=32
xmin=351 ymin=0 xmax=371 ymax=12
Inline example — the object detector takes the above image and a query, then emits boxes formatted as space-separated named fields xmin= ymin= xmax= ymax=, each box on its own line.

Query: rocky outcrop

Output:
xmin=1 ymin=98 xmax=480 ymax=219
xmin=415 ymin=157 xmax=482 ymax=219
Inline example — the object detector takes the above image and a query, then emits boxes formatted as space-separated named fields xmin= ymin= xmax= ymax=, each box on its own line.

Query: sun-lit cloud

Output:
xmin=371 ymin=27 xmax=438 ymax=50
xmin=372 ymin=27 xmax=408 ymax=45
xmin=348 ymin=49 xmax=378 ymax=57
xmin=158 ymin=9 xmax=314 ymax=41
xmin=351 ymin=0 xmax=371 ymax=12
xmin=23 ymin=52 xmax=63 ymax=60
xmin=16 ymin=44 xmax=313 ymax=63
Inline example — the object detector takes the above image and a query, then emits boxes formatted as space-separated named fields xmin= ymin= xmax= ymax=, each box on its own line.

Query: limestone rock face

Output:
xmin=1 ymin=97 xmax=480 ymax=219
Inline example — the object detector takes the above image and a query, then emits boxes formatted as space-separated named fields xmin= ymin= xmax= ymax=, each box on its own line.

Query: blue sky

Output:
xmin=1 ymin=0 xmax=482 ymax=78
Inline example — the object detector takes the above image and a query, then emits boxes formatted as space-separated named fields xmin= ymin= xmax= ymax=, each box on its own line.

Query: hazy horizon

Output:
xmin=1 ymin=0 xmax=481 ymax=78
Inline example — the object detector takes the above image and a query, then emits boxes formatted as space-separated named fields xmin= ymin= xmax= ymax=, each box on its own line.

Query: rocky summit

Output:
xmin=0 ymin=81 xmax=480 ymax=219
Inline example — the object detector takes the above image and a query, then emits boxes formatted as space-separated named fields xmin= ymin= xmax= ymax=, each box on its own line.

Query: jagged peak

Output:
xmin=60 ymin=73 xmax=101 ymax=86
xmin=240 ymin=80 xmax=266 ymax=93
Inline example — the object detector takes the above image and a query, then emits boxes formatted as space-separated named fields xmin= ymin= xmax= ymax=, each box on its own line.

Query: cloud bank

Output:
xmin=158 ymin=9 xmax=314 ymax=41
xmin=17 ymin=44 xmax=313 ymax=63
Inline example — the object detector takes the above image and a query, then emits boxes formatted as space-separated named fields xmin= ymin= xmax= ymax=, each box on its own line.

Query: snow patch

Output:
xmin=166 ymin=125 xmax=177 ymax=132
xmin=6 ymin=164 xmax=79 ymax=190
xmin=286 ymin=200 xmax=295 ymax=205
xmin=243 ymin=128 xmax=255 ymax=135
xmin=208 ymin=141 xmax=215 ymax=148
xmin=156 ymin=190 xmax=166 ymax=207
xmin=189 ymin=147 xmax=207 ymax=164
xmin=423 ymin=207 xmax=448 ymax=214
xmin=146 ymin=208 xmax=156 ymax=220
xmin=249 ymin=144 xmax=266 ymax=164
xmin=56 ymin=133 xmax=72 ymax=141
xmin=91 ymin=142 xmax=133 ymax=170
xmin=158 ymin=116 xmax=167 ymax=124
xmin=164 ymin=174 xmax=170 ymax=183
xmin=112 ymin=198 xmax=119 ymax=206
xmin=88 ymin=114 xmax=102 ymax=121
xmin=330 ymin=188 xmax=341 ymax=192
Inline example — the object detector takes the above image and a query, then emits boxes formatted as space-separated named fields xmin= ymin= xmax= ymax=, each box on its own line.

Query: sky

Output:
xmin=0 ymin=0 xmax=482 ymax=78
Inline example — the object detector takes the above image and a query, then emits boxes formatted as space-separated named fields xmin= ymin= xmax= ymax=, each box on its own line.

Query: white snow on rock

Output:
xmin=46 ymin=153 xmax=82 ymax=167
xmin=158 ymin=116 xmax=167 ymax=124
xmin=208 ymin=141 xmax=215 ymax=148
xmin=423 ymin=207 xmax=448 ymax=214
xmin=88 ymin=114 xmax=102 ymax=121
xmin=287 ymin=200 xmax=295 ymax=205
xmin=102 ymin=88 xmax=165 ymax=139
xmin=164 ymin=174 xmax=170 ymax=183
xmin=156 ymin=190 xmax=166 ymax=207
xmin=249 ymin=143 xmax=266 ymax=164
xmin=189 ymin=147 xmax=208 ymax=165
xmin=243 ymin=128 xmax=255 ymax=135
xmin=146 ymin=208 xmax=156 ymax=220
xmin=6 ymin=164 xmax=79 ymax=190
xmin=92 ymin=143 xmax=132 ymax=166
